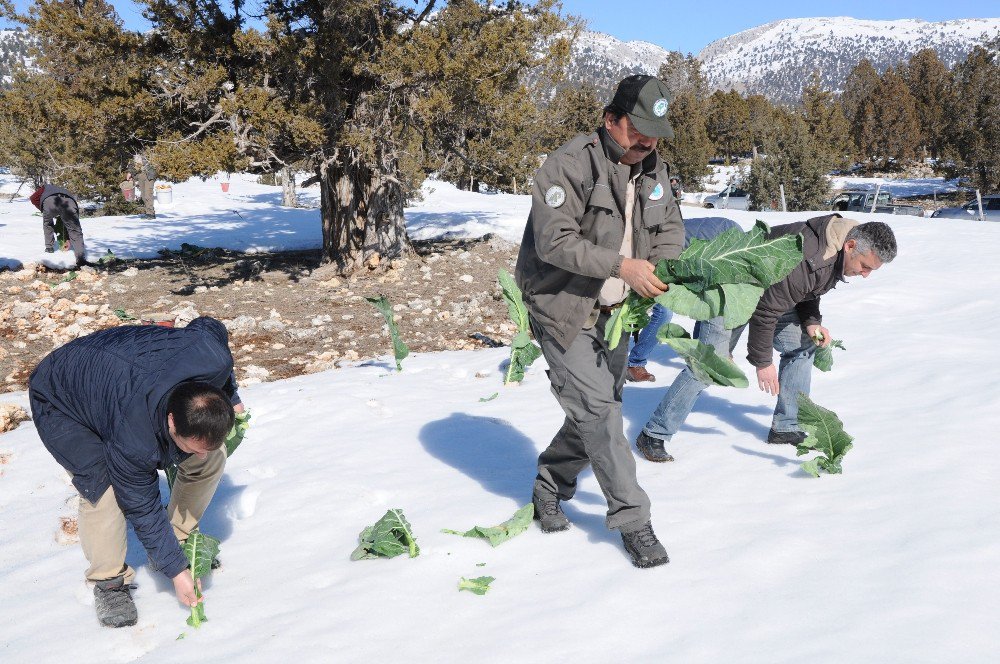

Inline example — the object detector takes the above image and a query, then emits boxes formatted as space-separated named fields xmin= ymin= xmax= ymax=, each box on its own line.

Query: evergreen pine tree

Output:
xmin=902 ymin=49 xmax=954 ymax=160
xmin=746 ymin=115 xmax=830 ymax=212
xmin=801 ymin=72 xmax=852 ymax=169
xmin=947 ymin=42 xmax=1000 ymax=191
xmin=705 ymin=89 xmax=750 ymax=164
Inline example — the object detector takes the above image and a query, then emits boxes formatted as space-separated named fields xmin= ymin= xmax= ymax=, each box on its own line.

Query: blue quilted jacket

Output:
xmin=29 ymin=317 xmax=241 ymax=578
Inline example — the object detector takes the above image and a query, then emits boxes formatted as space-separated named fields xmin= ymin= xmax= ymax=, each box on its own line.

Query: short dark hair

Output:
xmin=166 ymin=381 xmax=235 ymax=449
xmin=603 ymin=104 xmax=627 ymax=121
xmin=846 ymin=222 xmax=898 ymax=263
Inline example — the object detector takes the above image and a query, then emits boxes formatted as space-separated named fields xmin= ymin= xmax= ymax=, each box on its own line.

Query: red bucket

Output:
xmin=221 ymin=182 xmax=230 ymax=193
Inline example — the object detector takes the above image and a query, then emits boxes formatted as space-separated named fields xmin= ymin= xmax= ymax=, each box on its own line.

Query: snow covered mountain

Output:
xmin=699 ymin=17 xmax=1000 ymax=104
xmin=562 ymin=18 xmax=999 ymax=104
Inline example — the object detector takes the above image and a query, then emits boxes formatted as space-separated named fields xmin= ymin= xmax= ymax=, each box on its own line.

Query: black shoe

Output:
xmin=636 ymin=431 xmax=674 ymax=462
xmin=44 ymin=247 xmax=55 ymax=253
xmin=766 ymin=429 xmax=806 ymax=446
xmin=532 ymin=489 xmax=570 ymax=533
xmin=620 ymin=521 xmax=670 ymax=568
xmin=93 ymin=575 xmax=138 ymax=628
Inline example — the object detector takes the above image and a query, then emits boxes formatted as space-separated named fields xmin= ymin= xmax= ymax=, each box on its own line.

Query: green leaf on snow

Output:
xmin=795 ymin=394 xmax=854 ymax=477
xmin=659 ymin=337 xmax=749 ymax=388
xmin=366 ymin=296 xmax=410 ymax=371
xmin=479 ymin=392 xmax=499 ymax=402
xmin=350 ymin=509 xmax=420 ymax=560
xmin=113 ymin=308 xmax=136 ymax=321
xmin=442 ymin=504 xmax=534 ymax=547
xmin=458 ymin=576 xmax=495 ymax=595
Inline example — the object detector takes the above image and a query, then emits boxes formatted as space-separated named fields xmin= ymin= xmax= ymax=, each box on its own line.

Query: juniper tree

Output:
xmin=746 ymin=115 xmax=830 ymax=212
xmin=655 ymin=55 xmax=711 ymax=190
xmin=800 ymin=72 xmax=852 ymax=170
xmin=705 ymin=89 xmax=750 ymax=164
xmin=902 ymin=49 xmax=954 ymax=160
xmin=947 ymin=42 xmax=1000 ymax=192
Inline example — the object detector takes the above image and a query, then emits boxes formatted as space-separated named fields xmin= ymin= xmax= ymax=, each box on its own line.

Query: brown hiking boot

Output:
xmin=626 ymin=366 xmax=656 ymax=382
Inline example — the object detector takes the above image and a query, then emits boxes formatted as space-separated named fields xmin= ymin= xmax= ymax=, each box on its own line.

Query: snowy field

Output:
xmin=2 ymin=174 xmax=1000 ymax=662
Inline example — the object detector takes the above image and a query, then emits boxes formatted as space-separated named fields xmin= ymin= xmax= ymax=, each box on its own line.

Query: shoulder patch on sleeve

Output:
xmin=544 ymin=185 xmax=567 ymax=208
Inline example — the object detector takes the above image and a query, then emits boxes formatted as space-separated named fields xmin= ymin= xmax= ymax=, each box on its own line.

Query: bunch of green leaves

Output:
xmin=114 ymin=308 xmax=136 ymax=321
xmin=366 ymin=296 xmax=410 ymax=371
xmin=812 ymin=332 xmax=846 ymax=372
xmin=606 ymin=221 xmax=803 ymax=349
xmin=442 ymin=504 xmax=534 ymax=547
xmin=655 ymin=324 xmax=749 ymax=388
xmin=48 ymin=271 xmax=77 ymax=287
xmin=98 ymin=249 xmax=117 ymax=265
xmin=182 ymin=530 xmax=221 ymax=628
xmin=458 ymin=576 xmax=494 ymax=595
xmin=795 ymin=394 xmax=854 ymax=477
xmin=350 ymin=509 xmax=420 ymax=560
xmin=225 ymin=411 xmax=252 ymax=457
xmin=498 ymin=270 xmax=542 ymax=384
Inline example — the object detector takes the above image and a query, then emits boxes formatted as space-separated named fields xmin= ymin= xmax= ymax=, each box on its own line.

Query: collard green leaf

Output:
xmin=653 ymin=283 xmax=717 ymax=321
xmin=350 ymin=509 xmax=420 ymax=560
xmin=720 ymin=282 xmax=765 ymax=329
xmin=665 ymin=220 xmax=803 ymax=290
xmin=795 ymin=394 xmax=854 ymax=476
xmin=458 ymin=576 xmax=495 ymax=595
xmin=505 ymin=330 xmax=542 ymax=384
xmin=182 ymin=530 xmax=221 ymax=628
xmin=813 ymin=339 xmax=846 ymax=372
xmin=660 ymin=337 xmax=749 ymax=388
xmin=225 ymin=410 xmax=251 ymax=457
xmin=498 ymin=271 xmax=543 ymax=383
xmin=498 ymin=270 xmax=529 ymax=330
xmin=442 ymin=504 xmax=534 ymax=547
xmin=655 ymin=323 xmax=690 ymax=341
xmin=366 ymin=296 xmax=410 ymax=371
xmin=604 ymin=294 xmax=655 ymax=350
xmin=479 ymin=392 xmax=499 ymax=402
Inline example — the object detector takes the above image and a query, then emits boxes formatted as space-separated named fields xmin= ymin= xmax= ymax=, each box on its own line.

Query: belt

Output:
xmin=597 ymin=302 xmax=624 ymax=315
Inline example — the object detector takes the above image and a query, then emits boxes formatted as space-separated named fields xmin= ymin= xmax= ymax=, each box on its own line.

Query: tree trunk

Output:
xmin=280 ymin=166 xmax=297 ymax=207
xmin=320 ymin=159 xmax=412 ymax=273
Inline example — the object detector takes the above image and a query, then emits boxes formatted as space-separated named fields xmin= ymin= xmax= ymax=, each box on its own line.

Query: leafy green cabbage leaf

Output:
xmin=182 ymin=530 xmax=221 ymax=628
xmin=458 ymin=576 xmax=495 ymax=595
xmin=350 ymin=508 xmax=420 ymax=560
xmin=795 ymin=394 xmax=854 ymax=477
xmin=498 ymin=270 xmax=543 ymax=383
xmin=442 ymin=504 xmax=534 ymax=547
xmin=813 ymin=339 xmax=846 ymax=372
xmin=657 ymin=336 xmax=749 ymax=388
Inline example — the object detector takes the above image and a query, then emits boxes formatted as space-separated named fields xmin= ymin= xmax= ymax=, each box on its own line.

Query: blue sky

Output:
xmin=2 ymin=1 xmax=996 ymax=54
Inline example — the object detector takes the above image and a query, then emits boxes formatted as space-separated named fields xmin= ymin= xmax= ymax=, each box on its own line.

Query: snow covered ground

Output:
xmin=2 ymin=174 xmax=1000 ymax=662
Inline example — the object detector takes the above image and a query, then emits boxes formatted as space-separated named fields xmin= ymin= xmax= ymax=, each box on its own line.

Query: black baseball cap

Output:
xmin=610 ymin=75 xmax=674 ymax=139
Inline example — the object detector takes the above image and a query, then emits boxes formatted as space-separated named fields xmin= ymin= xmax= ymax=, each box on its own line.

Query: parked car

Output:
xmin=704 ymin=185 xmax=751 ymax=210
xmin=830 ymin=190 xmax=923 ymax=216
xmin=930 ymin=194 xmax=1000 ymax=222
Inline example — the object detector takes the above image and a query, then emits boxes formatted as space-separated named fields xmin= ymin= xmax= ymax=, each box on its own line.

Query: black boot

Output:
xmin=766 ymin=429 xmax=806 ymax=445
xmin=93 ymin=575 xmax=138 ymax=628
xmin=621 ymin=521 xmax=670 ymax=568
xmin=532 ymin=488 xmax=570 ymax=533
xmin=636 ymin=431 xmax=674 ymax=462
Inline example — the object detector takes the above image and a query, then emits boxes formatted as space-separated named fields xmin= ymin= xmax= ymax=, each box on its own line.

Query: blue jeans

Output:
xmin=628 ymin=304 xmax=672 ymax=367
xmin=770 ymin=310 xmax=816 ymax=433
xmin=642 ymin=316 xmax=745 ymax=440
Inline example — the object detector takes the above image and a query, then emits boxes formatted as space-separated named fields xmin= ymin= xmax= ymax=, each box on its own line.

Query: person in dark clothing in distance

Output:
xmin=29 ymin=183 xmax=87 ymax=267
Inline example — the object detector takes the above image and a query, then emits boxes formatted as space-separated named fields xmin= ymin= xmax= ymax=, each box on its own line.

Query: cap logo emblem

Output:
xmin=544 ymin=185 xmax=566 ymax=208
xmin=653 ymin=98 xmax=669 ymax=117
xmin=649 ymin=183 xmax=664 ymax=201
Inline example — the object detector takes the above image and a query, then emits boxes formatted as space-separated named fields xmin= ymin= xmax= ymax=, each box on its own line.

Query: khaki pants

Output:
xmin=78 ymin=448 xmax=226 ymax=583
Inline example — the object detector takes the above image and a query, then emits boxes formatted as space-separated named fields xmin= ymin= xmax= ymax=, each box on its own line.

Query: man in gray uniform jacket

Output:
xmin=515 ymin=75 xmax=685 ymax=568
xmin=30 ymin=183 xmax=86 ymax=266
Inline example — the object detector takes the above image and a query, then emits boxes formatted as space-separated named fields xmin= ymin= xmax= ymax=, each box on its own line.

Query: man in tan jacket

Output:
xmin=515 ymin=75 xmax=684 ymax=568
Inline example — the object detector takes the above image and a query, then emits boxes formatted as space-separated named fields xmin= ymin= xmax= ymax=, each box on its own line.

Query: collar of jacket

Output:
xmin=597 ymin=126 xmax=660 ymax=175
xmin=802 ymin=213 xmax=854 ymax=272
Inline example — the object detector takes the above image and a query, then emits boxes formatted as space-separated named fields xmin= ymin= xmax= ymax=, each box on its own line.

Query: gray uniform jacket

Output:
xmin=515 ymin=127 xmax=685 ymax=350
xmin=746 ymin=214 xmax=857 ymax=367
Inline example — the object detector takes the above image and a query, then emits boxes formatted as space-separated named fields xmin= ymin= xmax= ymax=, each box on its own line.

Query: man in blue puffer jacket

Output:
xmin=29 ymin=316 xmax=243 ymax=628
